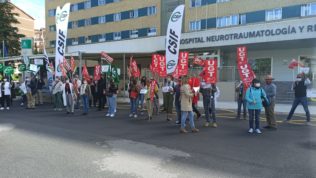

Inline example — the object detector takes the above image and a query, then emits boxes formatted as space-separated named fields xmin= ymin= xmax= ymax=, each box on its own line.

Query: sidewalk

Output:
xmin=117 ymin=97 xmax=316 ymax=116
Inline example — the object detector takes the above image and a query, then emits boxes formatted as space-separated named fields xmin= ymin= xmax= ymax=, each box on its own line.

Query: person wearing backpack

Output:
xmin=245 ymin=79 xmax=269 ymax=134
xmin=263 ymin=75 xmax=277 ymax=130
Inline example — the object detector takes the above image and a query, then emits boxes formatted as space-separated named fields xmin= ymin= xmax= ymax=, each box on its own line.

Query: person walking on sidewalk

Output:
xmin=245 ymin=79 xmax=269 ymax=134
xmin=179 ymin=76 xmax=199 ymax=134
xmin=80 ymin=79 xmax=91 ymax=115
xmin=235 ymin=81 xmax=247 ymax=119
xmin=285 ymin=73 xmax=312 ymax=125
xmin=106 ymin=80 xmax=118 ymax=118
xmin=263 ymin=75 xmax=277 ymax=130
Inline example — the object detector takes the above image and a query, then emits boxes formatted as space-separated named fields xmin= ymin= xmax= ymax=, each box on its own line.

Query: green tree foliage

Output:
xmin=0 ymin=2 xmax=25 ymax=56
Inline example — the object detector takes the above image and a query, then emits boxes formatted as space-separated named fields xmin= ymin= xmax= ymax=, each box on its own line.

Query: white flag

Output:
xmin=165 ymin=4 xmax=185 ymax=75
xmin=55 ymin=3 xmax=71 ymax=76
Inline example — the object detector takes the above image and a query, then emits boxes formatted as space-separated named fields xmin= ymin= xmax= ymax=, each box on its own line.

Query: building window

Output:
xmin=84 ymin=0 xmax=91 ymax=9
xmin=216 ymin=15 xmax=239 ymax=28
xmin=114 ymin=13 xmax=121 ymax=21
xmin=114 ymin=32 xmax=121 ymax=40
xmin=240 ymin=14 xmax=246 ymax=25
xmin=217 ymin=0 xmax=230 ymax=3
xmin=148 ymin=6 xmax=157 ymax=16
xmin=301 ymin=3 xmax=316 ymax=16
xmin=99 ymin=34 xmax=106 ymax=42
xmin=130 ymin=10 xmax=138 ymax=18
xmin=191 ymin=0 xmax=202 ymax=7
xmin=49 ymin=25 xmax=56 ymax=32
xmin=98 ymin=16 xmax=106 ymax=24
xmin=130 ymin=30 xmax=138 ymax=38
xmin=249 ymin=58 xmax=272 ymax=82
xmin=98 ymin=0 xmax=106 ymax=6
xmin=72 ymin=38 xmax=79 ymax=45
xmin=265 ymin=8 xmax=282 ymax=21
xmin=85 ymin=19 xmax=91 ymax=26
xmin=48 ymin=9 xmax=55 ymax=17
xmin=70 ymin=4 xmax=78 ymax=12
xmin=190 ymin=20 xmax=201 ymax=31
xmin=148 ymin=27 xmax=157 ymax=36
xmin=72 ymin=21 xmax=78 ymax=28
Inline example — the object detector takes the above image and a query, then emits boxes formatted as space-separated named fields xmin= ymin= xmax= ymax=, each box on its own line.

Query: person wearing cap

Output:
xmin=285 ymin=73 xmax=311 ymax=125
xmin=245 ymin=79 xmax=269 ymax=134
xmin=263 ymin=75 xmax=277 ymax=130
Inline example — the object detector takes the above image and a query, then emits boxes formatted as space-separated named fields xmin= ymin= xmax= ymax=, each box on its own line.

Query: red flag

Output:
xmin=101 ymin=51 xmax=114 ymax=63
xmin=82 ymin=65 xmax=90 ymax=82
xmin=151 ymin=54 xmax=161 ymax=73
xmin=158 ymin=55 xmax=167 ymax=77
xmin=177 ymin=52 xmax=189 ymax=76
xmin=172 ymin=67 xmax=180 ymax=79
xmin=70 ymin=56 xmax=76 ymax=73
xmin=149 ymin=80 xmax=156 ymax=101
xmin=130 ymin=58 xmax=140 ymax=77
xmin=288 ymin=59 xmax=304 ymax=69
xmin=193 ymin=56 xmax=205 ymax=66
xmin=63 ymin=57 xmax=71 ymax=71
xmin=236 ymin=46 xmax=256 ymax=87
xmin=94 ymin=65 xmax=101 ymax=81
xmin=203 ymin=59 xmax=217 ymax=84
xmin=59 ymin=63 xmax=66 ymax=77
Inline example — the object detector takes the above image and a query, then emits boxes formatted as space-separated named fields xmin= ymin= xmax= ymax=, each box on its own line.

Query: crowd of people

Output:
xmin=0 ymin=72 xmax=313 ymax=134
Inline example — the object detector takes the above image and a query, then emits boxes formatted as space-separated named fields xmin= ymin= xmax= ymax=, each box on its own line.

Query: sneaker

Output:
xmin=129 ymin=114 xmax=133 ymax=118
xmin=106 ymin=113 xmax=110 ymax=117
xmin=175 ymin=121 xmax=181 ymax=125
xmin=248 ymin=128 xmax=254 ymax=134
xmin=110 ymin=114 xmax=115 ymax=118
xmin=134 ymin=114 xmax=138 ymax=118
xmin=255 ymin=129 xmax=262 ymax=134
xmin=212 ymin=122 xmax=218 ymax=128
xmin=180 ymin=128 xmax=188 ymax=133
xmin=6 ymin=107 xmax=10 ymax=110
xmin=204 ymin=122 xmax=210 ymax=127
xmin=0 ymin=107 xmax=4 ymax=110
xmin=191 ymin=128 xmax=199 ymax=133
xmin=20 ymin=103 xmax=24 ymax=106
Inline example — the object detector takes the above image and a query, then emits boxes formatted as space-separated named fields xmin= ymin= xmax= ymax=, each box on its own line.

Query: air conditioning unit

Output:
xmin=99 ymin=38 xmax=105 ymax=42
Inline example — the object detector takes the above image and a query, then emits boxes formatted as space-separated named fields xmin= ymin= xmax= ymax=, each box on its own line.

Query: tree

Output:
xmin=0 ymin=2 xmax=25 ymax=56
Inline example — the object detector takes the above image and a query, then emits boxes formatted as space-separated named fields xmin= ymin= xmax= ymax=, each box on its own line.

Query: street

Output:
xmin=0 ymin=104 xmax=315 ymax=178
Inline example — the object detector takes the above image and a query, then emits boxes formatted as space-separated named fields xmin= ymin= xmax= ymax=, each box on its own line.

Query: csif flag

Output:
xmin=55 ymin=3 xmax=71 ymax=76
xmin=165 ymin=4 xmax=185 ymax=75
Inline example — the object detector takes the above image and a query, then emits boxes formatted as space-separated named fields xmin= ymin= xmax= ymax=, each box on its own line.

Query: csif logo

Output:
xmin=171 ymin=11 xmax=182 ymax=22
xmin=56 ymin=10 xmax=68 ymax=23
xmin=167 ymin=60 xmax=176 ymax=70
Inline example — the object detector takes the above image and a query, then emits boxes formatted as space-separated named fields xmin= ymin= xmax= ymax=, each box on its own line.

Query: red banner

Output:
xmin=151 ymin=54 xmax=161 ymax=73
xmin=203 ymin=59 xmax=217 ymax=84
xmin=63 ymin=57 xmax=71 ymax=71
xmin=94 ymin=65 xmax=101 ymax=81
xmin=172 ymin=67 xmax=180 ymax=79
xmin=236 ymin=46 xmax=256 ymax=87
xmin=130 ymin=58 xmax=140 ymax=78
xmin=288 ymin=59 xmax=304 ymax=69
xmin=193 ymin=56 xmax=205 ymax=66
xmin=70 ymin=56 xmax=76 ymax=73
xmin=158 ymin=55 xmax=167 ymax=77
xmin=177 ymin=52 xmax=189 ymax=76
xmin=101 ymin=51 xmax=114 ymax=63
xmin=82 ymin=64 xmax=90 ymax=82
xmin=149 ymin=80 xmax=156 ymax=101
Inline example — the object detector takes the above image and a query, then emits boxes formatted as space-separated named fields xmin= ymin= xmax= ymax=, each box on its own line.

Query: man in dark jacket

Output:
xmin=97 ymin=75 xmax=107 ymax=111
xmin=36 ymin=76 xmax=45 ymax=105
xmin=285 ymin=73 xmax=311 ymax=125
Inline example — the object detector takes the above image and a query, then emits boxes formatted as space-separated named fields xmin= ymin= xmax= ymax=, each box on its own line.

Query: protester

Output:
xmin=235 ymin=81 xmax=247 ymax=119
xmin=263 ymin=75 xmax=277 ymax=130
xmin=174 ymin=78 xmax=182 ymax=125
xmin=80 ymin=79 xmax=91 ymax=115
xmin=35 ymin=76 xmax=45 ymax=105
xmin=19 ymin=79 xmax=27 ymax=107
xmin=192 ymin=88 xmax=201 ymax=120
xmin=201 ymin=80 xmax=219 ymax=128
xmin=106 ymin=80 xmax=118 ymax=118
xmin=164 ymin=75 xmax=175 ymax=121
xmin=245 ymin=79 xmax=269 ymax=134
xmin=52 ymin=77 xmax=63 ymax=111
xmin=129 ymin=78 xmax=139 ymax=118
xmin=285 ymin=73 xmax=311 ymax=125
xmin=0 ymin=79 xmax=4 ymax=110
xmin=89 ymin=76 xmax=97 ymax=107
xmin=97 ymin=75 xmax=107 ymax=111
xmin=73 ymin=75 xmax=82 ymax=109
xmin=62 ymin=79 xmax=75 ymax=114
xmin=1 ymin=78 xmax=11 ymax=110
xmin=180 ymin=76 xmax=199 ymax=133
xmin=145 ymin=78 xmax=158 ymax=120
xmin=138 ymin=76 xmax=147 ymax=111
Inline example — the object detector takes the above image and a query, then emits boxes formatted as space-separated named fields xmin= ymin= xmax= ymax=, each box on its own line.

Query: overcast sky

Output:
xmin=11 ymin=0 xmax=45 ymax=29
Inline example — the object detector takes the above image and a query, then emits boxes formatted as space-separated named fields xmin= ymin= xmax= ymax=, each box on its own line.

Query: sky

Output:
xmin=11 ymin=0 xmax=45 ymax=29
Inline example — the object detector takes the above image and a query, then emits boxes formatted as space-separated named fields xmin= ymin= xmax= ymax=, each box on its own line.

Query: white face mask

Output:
xmin=66 ymin=80 xmax=69 ymax=83
xmin=4 ymin=79 xmax=7 ymax=82
xmin=254 ymin=83 xmax=261 ymax=88
xmin=296 ymin=78 xmax=302 ymax=81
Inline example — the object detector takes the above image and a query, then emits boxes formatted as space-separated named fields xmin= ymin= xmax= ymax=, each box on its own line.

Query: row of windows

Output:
xmin=49 ymin=6 xmax=157 ymax=32
xmin=189 ymin=2 xmax=316 ymax=31
xmin=48 ymin=0 xmax=120 ymax=17
xmin=49 ymin=27 xmax=157 ymax=47
xmin=190 ymin=0 xmax=231 ymax=7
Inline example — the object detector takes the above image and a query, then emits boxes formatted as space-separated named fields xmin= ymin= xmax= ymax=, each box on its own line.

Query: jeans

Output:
xmin=137 ymin=94 xmax=145 ymax=109
xmin=181 ymin=111 xmax=195 ymax=129
xmin=287 ymin=97 xmax=310 ymax=122
xmin=130 ymin=98 xmax=137 ymax=114
xmin=81 ymin=95 xmax=89 ymax=114
xmin=175 ymin=101 xmax=181 ymax=123
xmin=66 ymin=94 xmax=74 ymax=113
xmin=237 ymin=98 xmax=247 ymax=117
xmin=107 ymin=95 xmax=117 ymax=115
xmin=248 ymin=109 xmax=261 ymax=129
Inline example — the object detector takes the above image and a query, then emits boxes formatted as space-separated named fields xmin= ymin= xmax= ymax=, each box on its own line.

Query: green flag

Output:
xmin=112 ymin=66 xmax=120 ymax=84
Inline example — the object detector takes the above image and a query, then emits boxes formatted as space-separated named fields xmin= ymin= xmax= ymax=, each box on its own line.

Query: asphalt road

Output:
xmin=0 ymin=104 xmax=315 ymax=178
